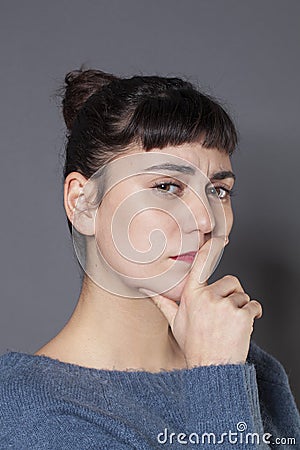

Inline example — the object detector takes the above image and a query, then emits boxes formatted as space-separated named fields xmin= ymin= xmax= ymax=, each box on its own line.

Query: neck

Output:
xmin=35 ymin=275 xmax=186 ymax=372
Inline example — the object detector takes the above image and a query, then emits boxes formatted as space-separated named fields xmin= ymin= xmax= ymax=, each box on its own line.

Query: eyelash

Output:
xmin=151 ymin=180 xmax=236 ymax=200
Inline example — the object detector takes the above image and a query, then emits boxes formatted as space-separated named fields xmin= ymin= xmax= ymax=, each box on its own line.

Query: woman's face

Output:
xmin=78 ymin=142 xmax=235 ymax=301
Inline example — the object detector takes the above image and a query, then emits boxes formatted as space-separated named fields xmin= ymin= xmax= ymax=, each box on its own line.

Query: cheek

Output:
xmin=129 ymin=210 xmax=181 ymax=252
xmin=94 ymin=203 xmax=182 ymax=276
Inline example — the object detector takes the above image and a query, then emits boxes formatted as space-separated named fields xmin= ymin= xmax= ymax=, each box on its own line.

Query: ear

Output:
xmin=64 ymin=172 xmax=96 ymax=236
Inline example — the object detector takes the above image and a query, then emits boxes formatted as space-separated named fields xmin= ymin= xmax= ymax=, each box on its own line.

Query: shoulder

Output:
xmin=0 ymin=350 xmax=57 ymax=390
xmin=0 ymin=351 xmax=42 ymax=444
xmin=0 ymin=350 xmax=95 ymax=410
xmin=0 ymin=351 xmax=82 ymax=428
xmin=0 ymin=351 xmax=101 ymax=448
xmin=0 ymin=351 xmax=53 ymax=420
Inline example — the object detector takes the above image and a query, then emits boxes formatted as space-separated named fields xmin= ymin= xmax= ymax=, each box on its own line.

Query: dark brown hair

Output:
xmin=60 ymin=68 xmax=238 ymax=233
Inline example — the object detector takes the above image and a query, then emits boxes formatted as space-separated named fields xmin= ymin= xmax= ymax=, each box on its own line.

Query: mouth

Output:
xmin=170 ymin=251 xmax=197 ymax=263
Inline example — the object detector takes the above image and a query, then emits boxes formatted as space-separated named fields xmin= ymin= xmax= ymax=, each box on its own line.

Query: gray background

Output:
xmin=1 ymin=0 xmax=299 ymax=407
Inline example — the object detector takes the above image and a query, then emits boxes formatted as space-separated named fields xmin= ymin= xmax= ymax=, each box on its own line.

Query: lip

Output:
xmin=170 ymin=251 xmax=197 ymax=263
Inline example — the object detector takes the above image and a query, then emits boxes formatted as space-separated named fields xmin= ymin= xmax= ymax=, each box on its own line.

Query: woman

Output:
xmin=0 ymin=69 xmax=299 ymax=449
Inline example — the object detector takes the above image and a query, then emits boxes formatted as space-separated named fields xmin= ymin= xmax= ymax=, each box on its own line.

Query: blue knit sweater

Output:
xmin=0 ymin=340 xmax=299 ymax=449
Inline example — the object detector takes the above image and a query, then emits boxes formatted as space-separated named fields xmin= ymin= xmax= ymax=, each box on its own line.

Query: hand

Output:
xmin=139 ymin=237 xmax=263 ymax=368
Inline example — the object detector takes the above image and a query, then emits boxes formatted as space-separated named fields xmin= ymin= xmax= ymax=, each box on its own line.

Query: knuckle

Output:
xmin=223 ymin=274 xmax=242 ymax=290
xmin=223 ymin=274 xmax=237 ymax=283
xmin=247 ymin=300 xmax=263 ymax=318
xmin=251 ymin=299 xmax=262 ymax=310
xmin=256 ymin=302 xmax=263 ymax=317
xmin=243 ymin=293 xmax=250 ymax=303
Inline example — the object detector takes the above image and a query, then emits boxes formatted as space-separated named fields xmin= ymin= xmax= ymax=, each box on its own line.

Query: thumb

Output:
xmin=186 ymin=236 xmax=225 ymax=289
xmin=139 ymin=288 xmax=178 ymax=330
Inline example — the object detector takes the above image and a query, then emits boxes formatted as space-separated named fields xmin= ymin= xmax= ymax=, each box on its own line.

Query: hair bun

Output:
xmin=62 ymin=68 xmax=118 ymax=131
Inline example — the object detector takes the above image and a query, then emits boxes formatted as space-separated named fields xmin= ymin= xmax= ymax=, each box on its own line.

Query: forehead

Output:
xmin=147 ymin=142 xmax=232 ymax=173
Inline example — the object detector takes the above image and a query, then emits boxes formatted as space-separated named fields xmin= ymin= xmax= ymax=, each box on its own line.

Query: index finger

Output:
xmin=185 ymin=236 xmax=226 ymax=289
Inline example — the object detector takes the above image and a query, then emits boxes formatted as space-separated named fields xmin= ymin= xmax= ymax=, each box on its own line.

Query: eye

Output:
xmin=206 ymin=184 xmax=234 ymax=200
xmin=152 ymin=181 xmax=184 ymax=196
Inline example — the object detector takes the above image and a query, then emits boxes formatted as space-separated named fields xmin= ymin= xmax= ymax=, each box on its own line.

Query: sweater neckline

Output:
xmin=2 ymin=350 xmax=196 ymax=379
xmin=1 ymin=349 xmax=253 ymax=382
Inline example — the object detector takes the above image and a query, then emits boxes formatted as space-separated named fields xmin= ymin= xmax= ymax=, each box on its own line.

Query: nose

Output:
xmin=182 ymin=189 xmax=216 ymax=234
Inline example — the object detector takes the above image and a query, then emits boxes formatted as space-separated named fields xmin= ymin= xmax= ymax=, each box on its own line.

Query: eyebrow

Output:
xmin=144 ymin=163 xmax=236 ymax=181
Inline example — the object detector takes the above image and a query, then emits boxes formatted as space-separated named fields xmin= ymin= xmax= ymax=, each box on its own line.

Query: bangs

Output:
xmin=127 ymin=88 xmax=237 ymax=155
